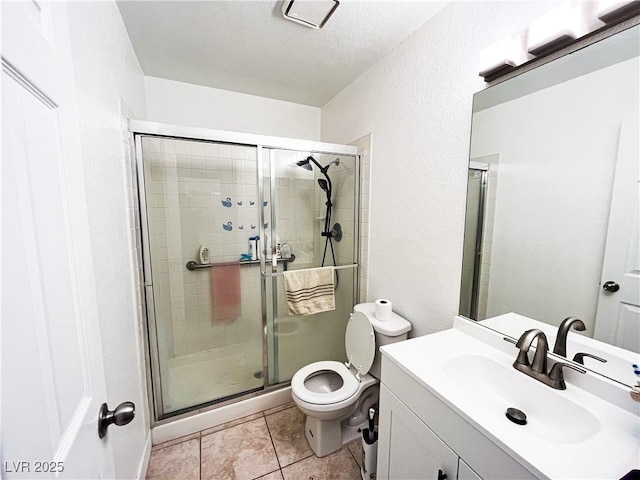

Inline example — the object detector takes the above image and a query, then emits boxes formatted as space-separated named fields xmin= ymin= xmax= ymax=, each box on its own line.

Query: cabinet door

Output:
xmin=378 ymin=385 xmax=458 ymax=480
xmin=458 ymin=459 xmax=483 ymax=480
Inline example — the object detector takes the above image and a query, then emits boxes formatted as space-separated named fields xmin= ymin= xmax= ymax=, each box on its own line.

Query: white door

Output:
xmin=594 ymin=117 xmax=640 ymax=353
xmin=2 ymin=2 xmax=116 ymax=478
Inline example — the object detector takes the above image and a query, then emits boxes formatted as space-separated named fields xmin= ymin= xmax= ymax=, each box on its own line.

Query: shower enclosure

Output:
xmin=460 ymin=167 xmax=488 ymax=320
xmin=132 ymin=122 xmax=359 ymax=421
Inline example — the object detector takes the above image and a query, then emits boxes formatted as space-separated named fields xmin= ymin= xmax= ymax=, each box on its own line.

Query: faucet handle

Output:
xmin=548 ymin=361 xmax=586 ymax=390
xmin=572 ymin=352 xmax=607 ymax=365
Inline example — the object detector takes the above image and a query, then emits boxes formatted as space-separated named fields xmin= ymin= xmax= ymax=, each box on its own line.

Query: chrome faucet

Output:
xmin=513 ymin=329 xmax=549 ymax=379
xmin=553 ymin=316 xmax=585 ymax=357
xmin=512 ymin=328 xmax=586 ymax=390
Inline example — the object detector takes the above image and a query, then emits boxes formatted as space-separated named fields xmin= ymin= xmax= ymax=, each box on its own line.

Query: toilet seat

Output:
xmin=291 ymin=361 xmax=359 ymax=405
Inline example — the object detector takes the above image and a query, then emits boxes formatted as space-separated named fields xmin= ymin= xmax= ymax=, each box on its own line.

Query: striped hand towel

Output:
xmin=283 ymin=267 xmax=335 ymax=315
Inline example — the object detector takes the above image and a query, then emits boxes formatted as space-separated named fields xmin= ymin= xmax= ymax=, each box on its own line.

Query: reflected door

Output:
xmin=594 ymin=118 xmax=640 ymax=352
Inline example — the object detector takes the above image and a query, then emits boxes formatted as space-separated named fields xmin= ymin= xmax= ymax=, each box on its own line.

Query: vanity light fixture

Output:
xmin=479 ymin=32 xmax=530 ymax=81
xmin=597 ymin=0 xmax=640 ymax=23
xmin=479 ymin=0 xmax=639 ymax=81
xmin=281 ymin=0 xmax=340 ymax=29
xmin=527 ymin=2 xmax=585 ymax=56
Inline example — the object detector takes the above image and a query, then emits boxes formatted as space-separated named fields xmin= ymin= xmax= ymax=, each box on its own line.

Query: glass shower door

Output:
xmin=139 ymin=136 xmax=264 ymax=417
xmin=261 ymin=149 xmax=359 ymax=384
xmin=460 ymin=168 xmax=487 ymax=320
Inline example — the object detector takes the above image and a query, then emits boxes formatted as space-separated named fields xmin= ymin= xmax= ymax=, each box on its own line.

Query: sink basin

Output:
xmin=443 ymin=354 xmax=602 ymax=444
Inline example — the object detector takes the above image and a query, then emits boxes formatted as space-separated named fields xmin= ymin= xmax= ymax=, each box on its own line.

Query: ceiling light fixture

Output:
xmin=281 ymin=0 xmax=340 ymax=29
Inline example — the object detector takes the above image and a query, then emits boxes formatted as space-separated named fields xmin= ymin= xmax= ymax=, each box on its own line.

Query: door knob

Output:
xmin=602 ymin=281 xmax=620 ymax=292
xmin=98 ymin=401 xmax=135 ymax=439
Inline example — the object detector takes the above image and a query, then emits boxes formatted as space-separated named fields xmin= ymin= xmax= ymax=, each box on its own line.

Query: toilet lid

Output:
xmin=345 ymin=311 xmax=375 ymax=376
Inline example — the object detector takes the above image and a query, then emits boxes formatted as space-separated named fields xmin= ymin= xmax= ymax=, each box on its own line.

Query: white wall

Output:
xmin=145 ymin=76 xmax=321 ymax=140
xmin=66 ymin=2 xmax=150 ymax=478
xmin=471 ymin=57 xmax=639 ymax=335
xmin=321 ymin=2 xmax=557 ymax=337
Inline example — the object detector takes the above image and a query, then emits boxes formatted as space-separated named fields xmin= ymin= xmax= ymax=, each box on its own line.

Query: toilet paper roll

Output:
xmin=375 ymin=299 xmax=392 ymax=321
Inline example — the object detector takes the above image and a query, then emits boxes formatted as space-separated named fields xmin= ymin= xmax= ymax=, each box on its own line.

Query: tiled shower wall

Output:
xmin=351 ymin=134 xmax=372 ymax=302
xmin=272 ymin=150 xmax=318 ymax=267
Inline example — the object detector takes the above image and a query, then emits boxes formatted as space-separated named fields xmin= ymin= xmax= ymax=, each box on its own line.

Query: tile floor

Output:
xmin=147 ymin=402 xmax=364 ymax=480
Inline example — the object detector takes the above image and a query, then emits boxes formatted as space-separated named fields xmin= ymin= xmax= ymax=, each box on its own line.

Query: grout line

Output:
xmin=250 ymin=467 xmax=282 ymax=480
xmin=200 ymin=413 xmax=264 ymax=439
xmin=263 ymin=414 xmax=283 ymax=471
xmin=199 ymin=436 xmax=202 ymax=480
xmin=346 ymin=443 xmax=361 ymax=469
xmin=151 ymin=432 xmax=201 ymax=453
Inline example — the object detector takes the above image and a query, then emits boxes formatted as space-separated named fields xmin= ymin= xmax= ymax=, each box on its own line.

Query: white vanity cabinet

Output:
xmin=377 ymin=354 xmax=537 ymax=480
xmin=458 ymin=459 xmax=483 ymax=480
xmin=378 ymin=384 xmax=459 ymax=480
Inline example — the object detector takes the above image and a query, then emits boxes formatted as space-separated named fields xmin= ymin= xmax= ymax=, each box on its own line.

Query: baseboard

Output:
xmin=151 ymin=386 xmax=292 ymax=445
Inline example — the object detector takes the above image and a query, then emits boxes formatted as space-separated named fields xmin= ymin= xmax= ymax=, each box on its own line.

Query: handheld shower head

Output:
xmin=317 ymin=179 xmax=329 ymax=192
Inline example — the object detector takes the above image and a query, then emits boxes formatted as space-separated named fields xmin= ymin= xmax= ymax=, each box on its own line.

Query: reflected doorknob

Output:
xmin=98 ymin=401 xmax=135 ymax=439
xmin=602 ymin=281 xmax=620 ymax=292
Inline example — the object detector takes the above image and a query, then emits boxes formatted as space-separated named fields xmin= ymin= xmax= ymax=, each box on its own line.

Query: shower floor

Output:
xmin=162 ymin=339 xmax=264 ymax=414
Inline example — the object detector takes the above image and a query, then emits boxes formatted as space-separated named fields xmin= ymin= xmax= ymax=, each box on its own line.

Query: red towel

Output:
xmin=212 ymin=263 xmax=241 ymax=321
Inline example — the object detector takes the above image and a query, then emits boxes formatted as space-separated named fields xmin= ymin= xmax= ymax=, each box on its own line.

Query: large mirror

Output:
xmin=460 ymin=23 xmax=640 ymax=387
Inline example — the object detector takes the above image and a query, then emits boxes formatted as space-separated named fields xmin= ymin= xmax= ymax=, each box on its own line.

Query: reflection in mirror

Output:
xmin=460 ymin=23 xmax=640 ymax=387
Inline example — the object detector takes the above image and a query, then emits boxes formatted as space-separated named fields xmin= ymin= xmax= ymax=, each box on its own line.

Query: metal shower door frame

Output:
xmin=468 ymin=166 xmax=488 ymax=320
xmin=130 ymin=120 xmax=358 ymax=424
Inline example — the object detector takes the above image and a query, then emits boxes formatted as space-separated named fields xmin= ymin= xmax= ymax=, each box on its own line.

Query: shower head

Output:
xmin=296 ymin=158 xmax=313 ymax=171
xmin=317 ymin=179 xmax=329 ymax=192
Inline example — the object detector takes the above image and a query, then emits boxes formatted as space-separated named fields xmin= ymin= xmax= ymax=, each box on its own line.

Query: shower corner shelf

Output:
xmin=186 ymin=254 xmax=296 ymax=271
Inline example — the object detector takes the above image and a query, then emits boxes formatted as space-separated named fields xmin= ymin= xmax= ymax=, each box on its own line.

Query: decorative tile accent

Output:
xmin=265 ymin=406 xmax=312 ymax=467
xmin=200 ymin=417 xmax=279 ymax=480
xmin=281 ymin=448 xmax=361 ymax=480
xmin=146 ymin=438 xmax=200 ymax=480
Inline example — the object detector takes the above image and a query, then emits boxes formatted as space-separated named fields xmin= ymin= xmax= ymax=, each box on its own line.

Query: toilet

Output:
xmin=291 ymin=302 xmax=411 ymax=457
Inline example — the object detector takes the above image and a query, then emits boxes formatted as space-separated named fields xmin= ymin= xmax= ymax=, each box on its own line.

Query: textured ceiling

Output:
xmin=117 ymin=1 xmax=447 ymax=106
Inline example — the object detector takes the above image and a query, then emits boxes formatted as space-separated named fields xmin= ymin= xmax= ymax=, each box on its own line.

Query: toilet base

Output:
xmin=305 ymin=415 xmax=365 ymax=457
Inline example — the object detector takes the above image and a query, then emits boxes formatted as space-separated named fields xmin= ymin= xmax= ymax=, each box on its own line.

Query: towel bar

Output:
xmin=261 ymin=263 xmax=357 ymax=278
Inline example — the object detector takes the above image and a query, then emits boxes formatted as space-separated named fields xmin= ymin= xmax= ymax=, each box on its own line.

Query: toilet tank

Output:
xmin=353 ymin=303 xmax=411 ymax=380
